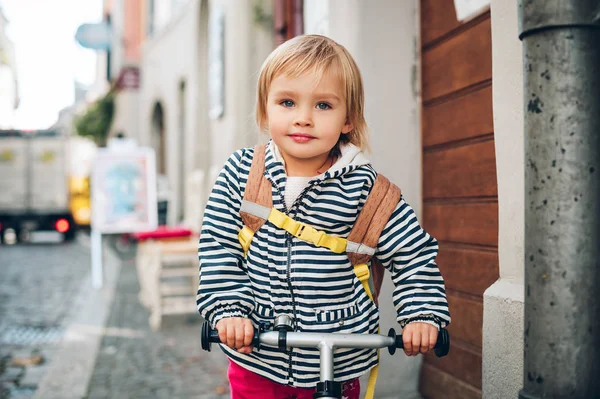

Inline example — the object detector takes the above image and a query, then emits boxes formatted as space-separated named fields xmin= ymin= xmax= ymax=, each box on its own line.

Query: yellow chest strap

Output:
xmin=238 ymin=206 xmax=375 ymax=302
xmin=239 ymin=207 xmax=348 ymax=255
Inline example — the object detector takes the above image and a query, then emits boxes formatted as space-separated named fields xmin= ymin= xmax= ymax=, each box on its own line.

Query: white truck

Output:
xmin=0 ymin=129 xmax=76 ymax=244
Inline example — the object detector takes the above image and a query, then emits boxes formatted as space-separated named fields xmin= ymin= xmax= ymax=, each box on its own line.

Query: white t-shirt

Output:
xmin=284 ymin=176 xmax=312 ymax=210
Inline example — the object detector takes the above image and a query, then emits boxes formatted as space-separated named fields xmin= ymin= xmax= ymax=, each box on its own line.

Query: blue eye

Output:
xmin=316 ymin=102 xmax=331 ymax=110
xmin=281 ymin=100 xmax=294 ymax=107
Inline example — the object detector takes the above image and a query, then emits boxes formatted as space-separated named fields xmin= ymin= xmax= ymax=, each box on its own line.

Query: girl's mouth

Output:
xmin=289 ymin=133 xmax=315 ymax=143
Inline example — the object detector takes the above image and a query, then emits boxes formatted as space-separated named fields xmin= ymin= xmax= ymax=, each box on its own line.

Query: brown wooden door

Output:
xmin=419 ymin=1 xmax=499 ymax=398
xmin=273 ymin=0 xmax=303 ymax=46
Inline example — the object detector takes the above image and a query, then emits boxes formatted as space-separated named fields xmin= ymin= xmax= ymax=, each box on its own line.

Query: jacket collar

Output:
xmin=264 ymin=140 xmax=371 ymax=190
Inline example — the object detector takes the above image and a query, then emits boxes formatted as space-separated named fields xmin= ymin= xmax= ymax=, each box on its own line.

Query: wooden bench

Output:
xmin=135 ymin=170 xmax=205 ymax=330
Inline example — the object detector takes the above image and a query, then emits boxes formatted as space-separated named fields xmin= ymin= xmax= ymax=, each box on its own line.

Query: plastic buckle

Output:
xmin=298 ymin=224 xmax=321 ymax=243
xmin=328 ymin=238 xmax=347 ymax=253
xmin=354 ymin=263 xmax=371 ymax=282
xmin=281 ymin=216 xmax=301 ymax=236
xmin=238 ymin=226 xmax=254 ymax=256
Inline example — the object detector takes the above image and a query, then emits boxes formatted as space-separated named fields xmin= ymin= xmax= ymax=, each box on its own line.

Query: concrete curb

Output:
xmin=34 ymin=235 xmax=122 ymax=399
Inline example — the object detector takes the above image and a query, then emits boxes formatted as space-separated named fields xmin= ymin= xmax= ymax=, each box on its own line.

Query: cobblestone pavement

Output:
xmin=86 ymin=258 xmax=230 ymax=399
xmin=0 ymin=239 xmax=91 ymax=398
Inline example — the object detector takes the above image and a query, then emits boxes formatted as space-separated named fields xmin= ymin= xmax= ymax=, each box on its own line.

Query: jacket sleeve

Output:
xmin=196 ymin=149 xmax=255 ymax=327
xmin=375 ymin=196 xmax=451 ymax=329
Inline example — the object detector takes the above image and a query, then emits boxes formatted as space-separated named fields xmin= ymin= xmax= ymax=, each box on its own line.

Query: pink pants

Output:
xmin=228 ymin=360 xmax=360 ymax=399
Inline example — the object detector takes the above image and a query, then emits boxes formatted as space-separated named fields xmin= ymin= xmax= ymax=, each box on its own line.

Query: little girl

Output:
xmin=197 ymin=34 xmax=450 ymax=399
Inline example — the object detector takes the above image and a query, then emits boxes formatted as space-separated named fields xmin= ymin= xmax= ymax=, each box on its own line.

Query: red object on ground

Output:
xmin=132 ymin=225 xmax=194 ymax=241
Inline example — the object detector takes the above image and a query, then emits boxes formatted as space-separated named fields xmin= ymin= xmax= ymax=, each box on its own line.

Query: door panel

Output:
xmin=422 ymin=85 xmax=493 ymax=147
xmin=422 ymin=16 xmax=492 ymax=102
xmin=421 ymin=364 xmax=481 ymax=399
xmin=423 ymin=140 xmax=498 ymax=198
xmin=436 ymin=244 xmax=499 ymax=296
xmin=423 ymin=202 xmax=498 ymax=247
xmin=446 ymin=293 xmax=483 ymax=348
xmin=420 ymin=2 xmax=498 ymax=397
xmin=427 ymin=343 xmax=483 ymax=389
xmin=421 ymin=0 xmax=462 ymax=46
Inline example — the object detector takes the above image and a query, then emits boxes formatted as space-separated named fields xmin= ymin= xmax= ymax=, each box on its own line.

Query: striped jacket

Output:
xmin=196 ymin=141 xmax=450 ymax=387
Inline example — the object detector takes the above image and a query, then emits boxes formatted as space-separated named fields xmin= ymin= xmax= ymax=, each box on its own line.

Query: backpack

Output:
xmin=237 ymin=144 xmax=401 ymax=306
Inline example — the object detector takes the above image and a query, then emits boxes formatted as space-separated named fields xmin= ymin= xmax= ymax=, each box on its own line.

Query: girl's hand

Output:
xmin=401 ymin=322 xmax=438 ymax=356
xmin=216 ymin=317 xmax=255 ymax=354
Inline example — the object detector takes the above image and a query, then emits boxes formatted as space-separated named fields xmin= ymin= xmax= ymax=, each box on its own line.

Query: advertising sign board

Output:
xmin=91 ymin=147 xmax=157 ymax=234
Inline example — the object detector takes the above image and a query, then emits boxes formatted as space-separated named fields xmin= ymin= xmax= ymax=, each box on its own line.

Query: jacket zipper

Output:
xmin=284 ymin=182 xmax=318 ymax=384
xmin=268 ymin=175 xmax=298 ymax=384
xmin=269 ymin=173 xmax=318 ymax=385
xmin=286 ymin=233 xmax=297 ymax=384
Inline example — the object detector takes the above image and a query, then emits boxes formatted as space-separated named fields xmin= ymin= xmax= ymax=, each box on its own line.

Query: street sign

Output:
xmin=75 ymin=22 xmax=112 ymax=50
xmin=116 ymin=67 xmax=140 ymax=90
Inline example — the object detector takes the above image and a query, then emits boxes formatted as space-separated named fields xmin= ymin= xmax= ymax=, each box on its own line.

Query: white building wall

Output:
xmin=107 ymin=0 xmax=141 ymax=158
xmin=138 ymin=0 xmax=273 ymax=226
xmin=483 ymin=1 xmax=525 ymax=397
xmin=325 ymin=1 xmax=422 ymax=398
xmin=110 ymin=0 xmax=125 ymax=81
xmin=139 ymin=0 xmax=202 ymax=225
xmin=111 ymin=90 xmax=140 ymax=140
xmin=153 ymin=0 xmax=174 ymax=33
xmin=0 ymin=65 xmax=17 ymax=128
xmin=206 ymin=0 xmax=274 ymax=186
xmin=0 ymin=9 xmax=18 ymax=129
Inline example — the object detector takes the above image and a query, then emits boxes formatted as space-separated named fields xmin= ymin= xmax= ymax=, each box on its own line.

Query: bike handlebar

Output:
xmin=201 ymin=321 xmax=450 ymax=357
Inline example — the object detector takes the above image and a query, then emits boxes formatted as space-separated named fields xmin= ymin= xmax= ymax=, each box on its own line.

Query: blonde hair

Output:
xmin=256 ymin=34 xmax=369 ymax=153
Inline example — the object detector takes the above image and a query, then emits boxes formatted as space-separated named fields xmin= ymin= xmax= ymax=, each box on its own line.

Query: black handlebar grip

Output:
xmin=388 ymin=328 xmax=450 ymax=357
xmin=201 ymin=321 xmax=261 ymax=352
xmin=201 ymin=320 xmax=220 ymax=351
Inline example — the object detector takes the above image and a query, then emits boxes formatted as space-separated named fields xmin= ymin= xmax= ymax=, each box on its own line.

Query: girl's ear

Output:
xmin=341 ymin=119 xmax=353 ymax=135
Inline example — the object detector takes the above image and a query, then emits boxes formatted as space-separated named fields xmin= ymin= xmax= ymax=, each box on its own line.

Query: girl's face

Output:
xmin=266 ymin=69 xmax=353 ymax=177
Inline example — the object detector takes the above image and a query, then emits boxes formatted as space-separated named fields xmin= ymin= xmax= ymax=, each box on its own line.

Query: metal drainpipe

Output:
xmin=518 ymin=1 xmax=600 ymax=398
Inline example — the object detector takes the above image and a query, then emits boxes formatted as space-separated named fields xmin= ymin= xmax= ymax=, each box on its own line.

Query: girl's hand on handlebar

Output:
xmin=216 ymin=317 xmax=254 ymax=354
xmin=401 ymin=322 xmax=438 ymax=356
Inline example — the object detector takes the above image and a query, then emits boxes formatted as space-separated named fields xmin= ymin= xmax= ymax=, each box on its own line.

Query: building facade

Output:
xmin=0 ymin=6 xmax=19 ymax=129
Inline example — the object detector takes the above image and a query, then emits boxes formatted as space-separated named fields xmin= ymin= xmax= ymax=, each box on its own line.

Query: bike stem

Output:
xmin=319 ymin=342 xmax=334 ymax=383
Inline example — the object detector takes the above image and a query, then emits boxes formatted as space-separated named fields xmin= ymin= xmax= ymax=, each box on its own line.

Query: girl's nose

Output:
xmin=293 ymin=108 xmax=313 ymax=127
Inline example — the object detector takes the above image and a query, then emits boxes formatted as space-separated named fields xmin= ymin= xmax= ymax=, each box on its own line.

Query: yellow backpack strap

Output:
xmin=238 ymin=144 xmax=272 ymax=256
xmin=346 ymin=174 xmax=401 ymax=399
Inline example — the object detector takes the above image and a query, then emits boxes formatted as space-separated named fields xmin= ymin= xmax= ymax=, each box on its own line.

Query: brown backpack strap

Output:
xmin=240 ymin=144 xmax=272 ymax=232
xmin=347 ymin=174 xmax=401 ymax=302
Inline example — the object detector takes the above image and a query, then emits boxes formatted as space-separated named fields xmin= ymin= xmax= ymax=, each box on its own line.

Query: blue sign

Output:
xmin=75 ymin=22 xmax=112 ymax=50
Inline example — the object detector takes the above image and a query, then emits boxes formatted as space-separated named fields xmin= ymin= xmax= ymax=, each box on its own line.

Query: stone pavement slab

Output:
xmin=0 ymin=237 xmax=95 ymax=398
xmin=85 ymin=257 xmax=229 ymax=399
xmin=33 ymin=238 xmax=122 ymax=399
